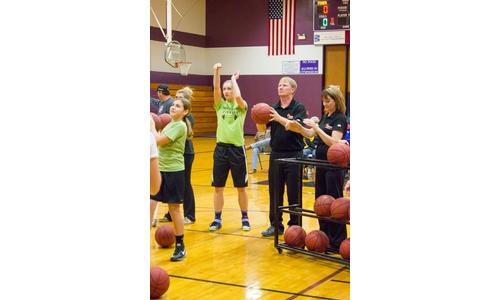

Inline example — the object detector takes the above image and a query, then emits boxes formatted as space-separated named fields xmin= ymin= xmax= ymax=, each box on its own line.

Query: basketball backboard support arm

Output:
xmin=166 ymin=0 xmax=172 ymax=43
xmin=150 ymin=6 xmax=168 ymax=42
xmin=152 ymin=1 xmax=190 ymax=71
xmin=151 ymin=1 xmax=183 ymax=43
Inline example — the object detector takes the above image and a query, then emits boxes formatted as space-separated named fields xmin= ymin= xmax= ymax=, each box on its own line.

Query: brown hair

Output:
xmin=175 ymin=97 xmax=193 ymax=139
xmin=322 ymin=85 xmax=346 ymax=114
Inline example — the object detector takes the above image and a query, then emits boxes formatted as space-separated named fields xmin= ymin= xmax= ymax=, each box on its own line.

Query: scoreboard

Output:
xmin=314 ymin=0 xmax=350 ymax=31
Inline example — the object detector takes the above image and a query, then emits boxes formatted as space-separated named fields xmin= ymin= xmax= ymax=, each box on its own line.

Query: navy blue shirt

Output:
xmin=150 ymin=97 xmax=174 ymax=115
xmin=184 ymin=114 xmax=195 ymax=155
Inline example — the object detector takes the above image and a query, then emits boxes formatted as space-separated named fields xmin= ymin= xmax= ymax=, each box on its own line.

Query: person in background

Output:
xmin=302 ymin=116 xmax=320 ymax=159
xmin=245 ymin=125 xmax=271 ymax=174
xmin=150 ymin=84 xmax=174 ymax=115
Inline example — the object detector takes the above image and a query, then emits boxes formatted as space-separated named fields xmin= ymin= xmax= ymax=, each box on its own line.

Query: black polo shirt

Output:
xmin=269 ymin=99 xmax=307 ymax=153
xmin=315 ymin=111 xmax=348 ymax=160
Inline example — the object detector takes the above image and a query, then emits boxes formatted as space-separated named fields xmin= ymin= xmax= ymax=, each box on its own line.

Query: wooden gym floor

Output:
xmin=151 ymin=137 xmax=350 ymax=299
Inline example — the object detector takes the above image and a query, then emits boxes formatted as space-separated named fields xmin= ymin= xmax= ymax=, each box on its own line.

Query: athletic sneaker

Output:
xmin=261 ymin=226 xmax=284 ymax=237
xmin=184 ymin=217 xmax=194 ymax=225
xmin=242 ymin=219 xmax=251 ymax=231
xmin=208 ymin=220 xmax=222 ymax=231
xmin=170 ymin=244 xmax=186 ymax=262
xmin=159 ymin=213 xmax=172 ymax=222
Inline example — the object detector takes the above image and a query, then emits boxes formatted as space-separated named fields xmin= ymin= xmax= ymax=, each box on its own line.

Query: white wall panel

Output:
xmin=206 ymin=45 xmax=323 ymax=75
xmin=151 ymin=40 xmax=323 ymax=76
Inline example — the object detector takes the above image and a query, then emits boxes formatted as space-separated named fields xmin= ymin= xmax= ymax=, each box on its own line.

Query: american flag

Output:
xmin=268 ymin=0 xmax=296 ymax=56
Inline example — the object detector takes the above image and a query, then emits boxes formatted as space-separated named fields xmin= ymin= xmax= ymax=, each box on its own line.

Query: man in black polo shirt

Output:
xmin=150 ymin=84 xmax=174 ymax=115
xmin=261 ymin=76 xmax=308 ymax=237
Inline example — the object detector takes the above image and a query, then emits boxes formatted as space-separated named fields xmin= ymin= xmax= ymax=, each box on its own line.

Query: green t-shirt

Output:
xmin=215 ymin=99 xmax=247 ymax=147
xmin=158 ymin=120 xmax=187 ymax=172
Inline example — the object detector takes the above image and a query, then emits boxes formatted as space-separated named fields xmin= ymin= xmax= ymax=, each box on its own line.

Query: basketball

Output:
xmin=327 ymin=143 xmax=350 ymax=166
xmin=314 ymin=195 xmax=335 ymax=217
xmin=154 ymin=225 xmax=175 ymax=248
xmin=330 ymin=198 xmax=350 ymax=220
xmin=251 ymin=103 xmax=272 ymax=124
xmin=305 ymin=230 xmax=329 ymax=253
xmin=158 ymin=113 xmax=172 ymax=130
xmin=339 ymin=238 xmax=350 ymax=260
xmin=150 ymin=266 xmax=170 ymax=299
xmin=284 ymin=225 xmax=307 ymax=248
xmin=151 ymin=113 xmax=162 ymax=131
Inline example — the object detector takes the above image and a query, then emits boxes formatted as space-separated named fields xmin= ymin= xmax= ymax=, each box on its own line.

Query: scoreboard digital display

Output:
xmin=314 ymin=0 xmax=350 ymax=31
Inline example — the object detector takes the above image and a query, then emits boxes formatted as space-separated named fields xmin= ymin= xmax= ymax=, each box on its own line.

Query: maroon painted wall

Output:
xmin=205 ymin=0 xmax=314 ymax=47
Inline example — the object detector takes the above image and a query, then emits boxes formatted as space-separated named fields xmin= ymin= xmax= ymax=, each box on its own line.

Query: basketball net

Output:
xmin=178 ymin=62 xmax=192 ymax=76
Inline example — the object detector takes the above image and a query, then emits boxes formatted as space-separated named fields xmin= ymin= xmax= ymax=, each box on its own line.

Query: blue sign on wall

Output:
xmin=300 ymin=60 xmax=319 ymax=74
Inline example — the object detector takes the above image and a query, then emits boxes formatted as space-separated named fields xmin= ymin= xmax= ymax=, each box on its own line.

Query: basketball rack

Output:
xmin=272 ymin=157 xmax=350 ymax=267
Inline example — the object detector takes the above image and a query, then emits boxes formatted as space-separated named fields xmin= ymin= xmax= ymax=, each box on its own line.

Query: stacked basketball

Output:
xmin=284 ymin=225 xmax=307 ymax=248
xmin=312 ymin=195 xmax=350 ymax=259
xmin=339 ymin=238 xmax=350 ymax=260
xmin=327 ymin=143 xmax=350 ymax=167
xmin=330 ymin=198 xmax=350 ymax=221
xmin=313 ymin=195 xmax=350 ymax=221
xmin=305 ymin=230 xmax=329 ymax=253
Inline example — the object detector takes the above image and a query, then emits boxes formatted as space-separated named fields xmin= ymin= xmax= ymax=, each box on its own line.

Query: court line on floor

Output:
xmin=184 ymin=228 xmax=271 ymax=240
xmin=169 ymin=274 xmax=339 ymax=300
xmin=156 ymin=206 xmax=269 ymax=215
xmin=330 ymin=279 xmax=350 ymax=284
xmin=286 ymin=267 xmax=348 ymax=300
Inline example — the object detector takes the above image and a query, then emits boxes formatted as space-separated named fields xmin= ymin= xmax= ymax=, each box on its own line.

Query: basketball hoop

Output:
xmin=178 ymin=61 xmax=192 ymax=76
xmin=164 ymin=40 xmax=186 ymax=68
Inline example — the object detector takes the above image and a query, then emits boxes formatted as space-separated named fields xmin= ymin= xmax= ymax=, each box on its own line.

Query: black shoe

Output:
xmin=170 ymin=244 xmax=186 ymax=262
xmin=261 ymin=226 xmax=284 ymax=237
xmin=208 ymin=220 xmax=222 ymax=231
xmin=327 ymin=244 xmax=340 ymax=253
xmin=159 ymin=213 xmax=172 ymax=222
xmin=242 ymin=219 xmax=251 ymax=231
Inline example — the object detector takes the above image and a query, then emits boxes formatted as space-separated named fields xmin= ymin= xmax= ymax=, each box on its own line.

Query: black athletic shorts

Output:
xmin=212 ymin=143 xmax=248 ymax=188
xmin=151 ymin=170 xmax=185 ymax=204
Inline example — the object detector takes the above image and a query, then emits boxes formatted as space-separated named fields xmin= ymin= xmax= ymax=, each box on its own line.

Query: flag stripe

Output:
xmin=268 ymin=0 xmax=295 ymax=56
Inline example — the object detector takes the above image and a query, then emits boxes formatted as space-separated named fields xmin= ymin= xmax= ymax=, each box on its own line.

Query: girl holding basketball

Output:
xmin=286 ymin=85 xmax=348 ymax=251
xmin=209 ymin=62 xmax=250 ymax=232
xmin=160 ymin=87 xmax=197 ymax=224
xmin=150 ymin=97 xmax=193 ymax=261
